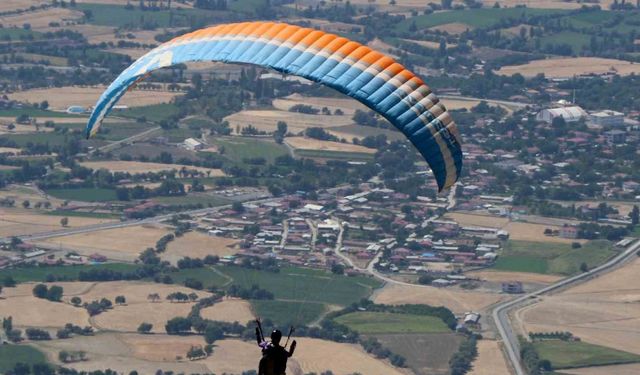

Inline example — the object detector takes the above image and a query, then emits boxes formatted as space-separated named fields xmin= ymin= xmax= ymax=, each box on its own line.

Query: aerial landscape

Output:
xmin=0 ymin=0 xmax=639 ymax=374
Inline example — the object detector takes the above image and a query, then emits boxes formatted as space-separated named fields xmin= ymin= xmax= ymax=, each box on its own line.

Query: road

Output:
xmin=492 ymin=239 xmax=640 ymax=375
xmin=440 ymin=95 xmax=529 ymax=111
xmin=92 ymin=125 xmax=162 ymax=154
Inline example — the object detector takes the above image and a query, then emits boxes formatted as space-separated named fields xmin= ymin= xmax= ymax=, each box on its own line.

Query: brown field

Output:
xmin=71 ymin=281 xmax=201 ymax=305
xmin=106 ymin=48 xmax=148 ymax=59
xmin=36 ymin=333 xmax=210 ymax=373
xmin=446 ymin=212 xmax=584 ymax=244
xmin=76 ymin=0 xmax=193 ymax=8
xmin=285 ymin=137 xmax=376 ymax=153
xmin=9 ymin=86 xmax=180 ymax=110
xmin=468 ymin=270 xmax=563 ymax=284
xmin=373 ymin=283 xmax=506 ymax=314
xmin=200 ymin=298 xmax=255 ymax=324
xmin=0 ymin=123 xmax=54 ymax=134
xmin=93 ymin=301 xmax=195 ymax=333
xmin=401 ymin=38 xmax=456 ymax=49
xmin=552 ymin=199 xmax=637 ymax=217
xmin=0 ymin=208 xmax=113 ymax=237
xmin=469 ymin=340 xmax=511 ymax=375
xmin=0 ymin=295 xmax=89 ymax=329
xmin=80 ymin=161 xmax=225 ymax=176
xmin=161 ymin=231 xmax=239 ymax=265
xmin=564 ymin=363 xmax=640 ymax=375
xmin=0 ymin=146 xmax=21 ymax=154
xmin=0 ymin=7 xmax=82 ymax=32
xmin=519 ymin=258 xmax=640 ymax=355
xmin=484 ymin=0 xmax=583 ymax=8
xmin=375 ymin=333 xmax=463 ymax=375
xmin=39 ymin=224 xmax=170 ymax=261
xmin=430 ymin=22 xmax=474 ymax=34
xmin=497 ymin=57 xmax=640 ymax=78
xmin=225 ymin=110 xmax=353 ymax=135
xmin=272 ymin=93 xmax=368 ymax=116
xmin=0 ymin=184 xmax=61 ymax=206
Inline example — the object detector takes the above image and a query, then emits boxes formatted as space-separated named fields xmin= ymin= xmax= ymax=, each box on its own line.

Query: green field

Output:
xmin=212 ymin=137 xmax=289 ymax=165
xmin=493 ymin=240 xmax=616 ymax=275
xmin=153 ymin=194 xmax=231 ymax=207
xmin=170 ymin=267 xmax=230 ymax=287
xmin=77 ymin=3 xmax=226 ymax=29
xmin=45 ymin=188 xmax=118 ymax=202
xmin=215 ymin=266 xmax=382 ymax=306
xmin=335 ymin=312 xmax=450 ymax=334
xmin=538 ymin=31 xmax=591 ymax=54
xmin=0 ymin=133 xmax=73 ymax=147
xmin=118 ymin=103 xmax=181 ymax=123
xmin=96 ymin=122 xmax=155 ymax=141
xmin=534 ymin=340 xmax=640 ymax=369
xmin=0 ymin=263 xmax=140 ymax=283
xmin=294 ymin=149 xmax=374 ymax=161
xmin=0 ymin=108 xmax=80 ymax=118
xmin=227 ymin=0 xmax=268 ymax=14
xmin=0 ymin=345 xmax=48 ymax=371
xmin=398 ymin=8 xmax=566 ymax=32
xmin=251 ymin=300 xmax=326 ymax=327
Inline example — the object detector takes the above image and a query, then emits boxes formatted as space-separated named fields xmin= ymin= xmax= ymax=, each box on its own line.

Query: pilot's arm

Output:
xmin=288 ymin=340 xmax=297 ymax=357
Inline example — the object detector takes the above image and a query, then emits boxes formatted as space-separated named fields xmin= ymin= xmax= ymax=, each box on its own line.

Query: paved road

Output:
xmin=492 ymin=239 xmax=640 ymax=375
xmin=93 ymin=126 xmax=162 ymax=154
xmin=440 ymin=95 xmax=529 ymax=111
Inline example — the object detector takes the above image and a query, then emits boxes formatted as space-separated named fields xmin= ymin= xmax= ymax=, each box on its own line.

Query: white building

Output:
xmin=590 ymin=110 xmax=624 ymax=127
xmin=183 ymin=138 xmax=204 ymax=151
xmin=536 ymin=106 xmax=587 ymax=124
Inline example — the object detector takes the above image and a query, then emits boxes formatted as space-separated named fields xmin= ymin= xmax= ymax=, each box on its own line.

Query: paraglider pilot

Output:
xmin=256 ymin=319 xmax=297 ymax=375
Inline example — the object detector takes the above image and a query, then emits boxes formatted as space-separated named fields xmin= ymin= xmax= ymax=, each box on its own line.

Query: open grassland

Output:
xmin=39 ymin=224 xmax=170 ymax=262
xmin=469 ymin=339 xmax=511 ymax=375
xmin=494 ymin=240 xmax=617 ymax=275
xmin=9 ymin=86 xmax=181 ymax=111
xmin=497 ymin=57 xmax=640 ymax=78
xmin=210 ymin=137 xmax=289 ymax=164
xmin=251 ymin=299 xmax=327 ymax=327
xmin=216 ymin=265 xmax=382 ymax=306
xmin=373 ymin=283 xmax=505 ymax=315
xmin=161 ymin=232 xmax=238 ymax=265
xmin=335 ymin=311 xmax=450 ymax=334
xmin=0 ymin=345 xmax=48 ymax=372
xmin=520 ymin=258 xmax=640 ymax=355
xmin=285 ymin=136 xmax=376 ymax=153
xmin=225 ymin=109 xmax=354 ymax=134
xmin=375 ymin=333 xmax=463 ymax=375
xmin=200 ymin=298 xmax=255 ymax=324
xmin=0 ymin=207 xmax=114 ymax=237
xmin=533 ymin=340 xmax=640 ymax=369
xmin=80 ymin=160 xmax=225 ymax=176
xmin=0 ymin=292 xmax=90 ymax=329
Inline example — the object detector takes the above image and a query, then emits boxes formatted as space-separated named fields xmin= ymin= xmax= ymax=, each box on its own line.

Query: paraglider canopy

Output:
xmin=85 ymin=21 xmax=462 ymax=191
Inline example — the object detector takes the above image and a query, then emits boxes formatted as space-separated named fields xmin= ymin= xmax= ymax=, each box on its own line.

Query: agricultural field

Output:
xmin=373 ymin=283 xmax=505 ymax=315
xmin=0 ymin=288 xmax=90 ymax=328
xmin=0 ymin=207 xmax=114 ymax=237
xmin=519 ymin=258 xmax=640 ymax=355
xmin=272 ymin=93 xmax=368 ymax=116
xmin=285 ymin=136 xmax=376 ymax=154
xmin=326 ymin=124 xmax=405 ymax=142
xmin=251 ymin=299 xmax=327 ymax=327
xmin=335 ymin=311 xmax=450 ymax=334
xmin=496 ymin=57 xmax=640 ymax=78
xmin=161 ymin=232 xmax=239 ymax=265
xmin=494 ymin=240 xmax=617 ymax=275
xmin=79 ymin=161 xmax=225 ymax=176
xmin=225 ymin=109 xmax=354 ymax=134
xmin=210 ymin=136 xmax=289 ymax=165
xmin=0 ymin=6 xmax=82 ymax=32
xmin=469 ymin=340 xmax=511 ymax=375
xmin=533 ymin=340 xmax=640 ymax=369
xmin=0 ymin=263 xmax=140 ymax=284
xmin=374 ymin=333 xmax=463 ymax=375
xmin=200 ymin=298 xmax=255 ymax=324
xmin=8 ymin=86 xmax=181 ymax=111
xmin=564 ymin=363 xmax=640 ymax=375
xmin=39 ymin=224 xmax=171 ymax=262
xmin=467 ymin=270 xmax=563 ymax=284
xmin=45 ymin=187 xmax=118 ymax=202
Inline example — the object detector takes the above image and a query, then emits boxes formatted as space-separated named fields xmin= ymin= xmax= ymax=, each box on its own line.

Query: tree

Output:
xmin=204 ymin=324 xmax=224 ymax=344
xmin=331 ymin=263 xmax=345 ymax=275
xmin=631 ymin=205 xmax=639 ymax=226
xmin=187 ymin=345 xmax=206 ymax=360
xmin=115 ymin=295 xmax=126 ymax=305
xmin=418 ymin=274 xmax=435 ymax=285
xmin=580 ymin=262 xmax=589 ymax=272
xmin=137 ymin=322 xmax=153 ymax=334
xmin=40 ymin=101 xmax=49 ymax=110
xmin=147 ymin=293 xmax=161 ymax=302
xmin=22 ymin=200 xmax=30 ymax=209
xmin=71 ymin=296 xmax=82 ymax=306
xmin=60 ymin=217 xmax=69 ymax=227
xmin=33 ymin=284 xmax=48 ymax=299
xmin=232 ymin=201 xmax=245 ymax=213
xmin=165 ymin=317 xmax=192 ymax=334
xmin=46 ymin=285 xmax=64 ymax=302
